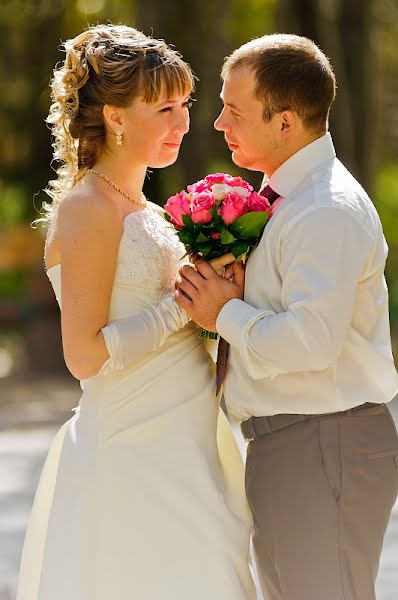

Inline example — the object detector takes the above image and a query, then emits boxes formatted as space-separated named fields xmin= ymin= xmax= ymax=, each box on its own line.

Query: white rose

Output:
xmin=228 ymin=185 xmax=250 ymax=198
xmin=211 ymin=183 xmax=229 ymax=201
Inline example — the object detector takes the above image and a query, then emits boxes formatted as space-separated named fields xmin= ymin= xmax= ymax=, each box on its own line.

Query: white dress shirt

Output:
xmin=217 ymin=133 xmax=398 ymax=419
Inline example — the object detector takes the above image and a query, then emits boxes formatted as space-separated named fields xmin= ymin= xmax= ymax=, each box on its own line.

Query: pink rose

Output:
xmin=225 ymin=175 xmax=253 ymax=193
xmin=187 ymin=179 xmax=208 ymax=194
xmin=191 ymin=191 xmax=215 ymax=224
xmin=220 ymin=191 xmax=248 ymax=225
xmin=164 ymin=191 xmax=191 ymax=228
xmin=203 ymin=173 xmax=230 ymax=187
xmin=247 ymin=191 xmax=271 ymax=212
xmin=188 ymin=174 xmax=229 ymax=194
xmin=187 ymin=173 xmax=254 ymax=196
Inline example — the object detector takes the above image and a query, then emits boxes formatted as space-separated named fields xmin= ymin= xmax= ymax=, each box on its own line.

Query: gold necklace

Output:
xmin=87 ymin=169 xmax=146 ymax=208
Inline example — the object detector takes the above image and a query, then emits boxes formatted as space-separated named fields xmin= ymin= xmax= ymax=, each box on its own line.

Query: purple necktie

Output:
xmin=215 ymin=184 xmax=280 ymax=395
xmin=259 ymin=184 xmax=280 ymax=205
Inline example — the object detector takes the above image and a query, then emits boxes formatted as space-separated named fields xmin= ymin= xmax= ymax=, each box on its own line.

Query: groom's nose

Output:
xmin=214 ymin=110 xmax=229 ymax=132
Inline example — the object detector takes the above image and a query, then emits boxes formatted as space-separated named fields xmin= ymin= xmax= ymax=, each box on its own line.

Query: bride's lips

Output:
xmin=227 ymin=140 xmax=239 ymax=150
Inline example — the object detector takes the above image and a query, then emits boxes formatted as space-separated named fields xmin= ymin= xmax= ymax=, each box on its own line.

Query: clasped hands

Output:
xmin=175 ymin=255 xmax=245 ymax=332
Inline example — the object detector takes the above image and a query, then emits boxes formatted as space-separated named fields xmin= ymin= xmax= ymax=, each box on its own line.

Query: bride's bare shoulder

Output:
xmin=45 ymin=185 xmax=122 ymax=269
xmin=57 ymin=185 xmax=121 ymax=232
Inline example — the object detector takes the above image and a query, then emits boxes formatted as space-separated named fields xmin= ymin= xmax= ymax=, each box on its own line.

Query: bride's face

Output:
xmin=120 ymin=89 xmax=192 ymax=168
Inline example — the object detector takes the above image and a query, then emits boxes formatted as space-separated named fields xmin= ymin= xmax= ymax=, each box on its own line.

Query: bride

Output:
xmin=16 ymin=24 xmax=255 ymax=600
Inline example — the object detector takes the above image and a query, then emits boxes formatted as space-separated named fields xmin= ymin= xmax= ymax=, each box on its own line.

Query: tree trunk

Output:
xmin=276 ymin=0 xmax=376 ymax=191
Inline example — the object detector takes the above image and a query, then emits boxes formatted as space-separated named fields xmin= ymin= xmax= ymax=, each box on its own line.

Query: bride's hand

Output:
xmin=190 ymin=252 xmax=236 ymax=276
xmin=208 ymin=252 xmax=236 ymax=275
xmin=190 ymin=252 xmax=245 ymax=284
xmin=224 ymin=260 xmax=245 ymax=286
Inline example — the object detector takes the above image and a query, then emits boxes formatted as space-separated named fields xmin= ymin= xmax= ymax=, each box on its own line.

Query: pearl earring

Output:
xmin=116 ymin=129 xmax=123 ymax=146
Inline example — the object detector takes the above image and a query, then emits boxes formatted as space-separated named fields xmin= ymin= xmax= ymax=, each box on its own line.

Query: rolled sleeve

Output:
xmin=217 ymin=299 xmax=260 ymax=348
xmin=216 ymin=299 xmax=284 ymax=379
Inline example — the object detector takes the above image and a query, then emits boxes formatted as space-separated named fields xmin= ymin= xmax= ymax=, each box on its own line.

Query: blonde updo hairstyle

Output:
xmin=43 ymin=24 xmax=194 ymax=220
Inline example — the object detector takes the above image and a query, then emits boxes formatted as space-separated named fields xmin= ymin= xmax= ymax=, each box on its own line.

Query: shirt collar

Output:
xmin=262 ymin=133 xmax=336 ymax=198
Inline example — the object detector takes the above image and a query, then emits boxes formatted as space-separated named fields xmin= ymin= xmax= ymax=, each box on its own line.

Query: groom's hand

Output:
xmin=175 ymin=258 xmax=245 ymax=331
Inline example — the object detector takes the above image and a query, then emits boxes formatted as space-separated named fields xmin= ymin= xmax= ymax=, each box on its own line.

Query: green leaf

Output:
xmin=229 ymin=211 xmax=269 ymax=239
xmin=182 ymin=214 xmax=195 ymax=230
xmin=231 ymin=241 xmax=250 ymax=258
xmin=178 ymin=229 xmax=195 ymax=245
xmin=164 ymin=213 xmax=171 ymax=223
xmin=205 ymin=249 xmax=225 ymax=260
xmin=196 ymin=242 xmax=212 ymax=256
xmin=196 ymin=232 xmax=209 ymax=243
xmin=220 ymin=227 xmax=237 ymax=245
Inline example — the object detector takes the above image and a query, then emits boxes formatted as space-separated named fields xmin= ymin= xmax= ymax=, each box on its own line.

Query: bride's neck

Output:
xmin=92 ymin=157 xmax=147 ymax=200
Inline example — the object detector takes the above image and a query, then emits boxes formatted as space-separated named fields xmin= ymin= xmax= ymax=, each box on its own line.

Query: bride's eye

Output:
xmin=159 ymin=98 xmax=193 ymax=113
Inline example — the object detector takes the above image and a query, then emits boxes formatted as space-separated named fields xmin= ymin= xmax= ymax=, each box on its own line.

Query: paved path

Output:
xmin=0 ymin=377 xmax=397 ymax=599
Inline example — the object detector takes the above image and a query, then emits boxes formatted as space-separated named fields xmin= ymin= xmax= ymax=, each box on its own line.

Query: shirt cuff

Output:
xmin=216 ymin=299 xmax=260 ymax=347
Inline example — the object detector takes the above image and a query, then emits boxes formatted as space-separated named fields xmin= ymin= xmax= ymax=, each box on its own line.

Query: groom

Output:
xmin=176 ymin=34 xmax=398 ymax=600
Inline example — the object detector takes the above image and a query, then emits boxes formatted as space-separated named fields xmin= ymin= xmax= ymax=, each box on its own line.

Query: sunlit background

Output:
xmin=0 ymin=0 xmax=397 ymax=598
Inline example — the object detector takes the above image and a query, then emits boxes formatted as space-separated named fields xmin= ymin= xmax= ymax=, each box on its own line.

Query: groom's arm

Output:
xmin=216 ymin=205 xmax=376 ymax=379
xmin=178 ymin=205 xmax=376 ymax=379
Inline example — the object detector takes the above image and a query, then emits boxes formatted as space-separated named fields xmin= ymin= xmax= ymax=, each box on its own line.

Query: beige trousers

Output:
xmin=245 ymin=403 xmax=398 ymax=600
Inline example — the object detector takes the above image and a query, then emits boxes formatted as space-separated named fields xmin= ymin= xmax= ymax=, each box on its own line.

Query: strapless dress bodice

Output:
xmin=47 ymin=202 xmax=186 ymax=320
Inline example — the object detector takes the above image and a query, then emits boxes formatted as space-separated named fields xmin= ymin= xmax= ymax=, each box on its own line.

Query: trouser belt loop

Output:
xmin=241 ymin=417 xmax=258 ymax=441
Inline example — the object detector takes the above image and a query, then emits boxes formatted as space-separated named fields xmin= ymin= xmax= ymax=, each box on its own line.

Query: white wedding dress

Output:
xmin=17 ymin=202 xmax=255 ymax=600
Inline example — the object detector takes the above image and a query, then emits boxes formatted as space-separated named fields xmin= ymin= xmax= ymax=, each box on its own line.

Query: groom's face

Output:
xmin=214 ymin=66 xmax=281 ymax=175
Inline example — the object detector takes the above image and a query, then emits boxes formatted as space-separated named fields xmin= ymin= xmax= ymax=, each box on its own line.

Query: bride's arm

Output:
xmin=57 ymin=191 xmax=121 ymax=380
xmin=57 ymin=193 xmax=188 ymax=380
xmin=99 ymin=294 xmax=189 ymax=376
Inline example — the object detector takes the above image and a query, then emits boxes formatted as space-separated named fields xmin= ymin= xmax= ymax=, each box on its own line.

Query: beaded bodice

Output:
xmin=46 ymin=202 xmax=185 ymax=318
xmin=112 ymin=202 xmax=185 ymax=303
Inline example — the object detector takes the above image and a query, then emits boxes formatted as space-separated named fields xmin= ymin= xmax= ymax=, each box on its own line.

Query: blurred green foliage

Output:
xmin=0 ymin=271 xmax=29 ymax=300
xmin=0 ymin=183 xmax=29 ymax=225
xmin=376 ymin=166 xmax=398 ymax=247
xmin=376 ymin=165 xmax=398 ymax=336
xmin=0 ymin=0 xmax=397 ymax=350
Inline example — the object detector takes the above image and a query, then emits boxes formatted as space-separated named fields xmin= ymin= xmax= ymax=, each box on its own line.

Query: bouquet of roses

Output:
xmin=164 ymin=173 xmax=271 ymax=338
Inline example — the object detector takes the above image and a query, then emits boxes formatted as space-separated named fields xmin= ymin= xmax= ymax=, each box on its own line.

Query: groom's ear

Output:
xmin=279 ymin=111 xmax=296 ymax=138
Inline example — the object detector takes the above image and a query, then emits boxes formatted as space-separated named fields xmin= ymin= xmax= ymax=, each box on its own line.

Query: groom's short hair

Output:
xmin=222 ymin=34 xmax=336 ymax=134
